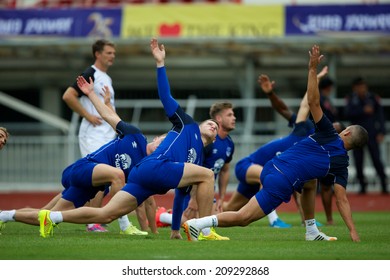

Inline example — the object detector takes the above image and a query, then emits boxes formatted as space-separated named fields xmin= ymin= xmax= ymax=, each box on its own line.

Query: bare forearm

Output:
xmin=334 ymin=185 xmax=359 ymax=241
xmin=307 ymin=68 xmax=319 ymax=108
xmin=88 ymin=93 xmax=111 ymax=120
xmin=218 ymin=169 xmax=230 ymax=201
xmin=63 ymin=89 xmax=89 ymax=119
xmin=88 ymin=91 xmax=120 ymax=128
xmin=266 ymin=91 xmax=294 ymax=121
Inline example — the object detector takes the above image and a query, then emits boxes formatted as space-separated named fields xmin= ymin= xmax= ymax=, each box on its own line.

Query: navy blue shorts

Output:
xmin=237 ymin=181 xmax=260 ymax=199
xmin=235 ymin=157 xmax=260 ymax=199
xmin=123 ymin=158 xmax=185 ymax=205
xmin=61 ymin=158 xmax=107 ymax=208
xmin=256 ymin=161 xmax=293 ymax=215
xmin=235 ymin=157 xmax=252 ymax=183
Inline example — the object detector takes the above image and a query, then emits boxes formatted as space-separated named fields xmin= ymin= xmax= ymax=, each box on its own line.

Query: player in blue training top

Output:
xmin=0 ymin=77 xmax=165 ymax=236
xmin=183 ymin=45 xmax=368 ymax=242
xmin=37 ymin=38 xmax=219 ymax=239
xmin=159 ymin=102 xmax=236 ymax=240
xmin=223 ymin=70 xmax=333 ymax=228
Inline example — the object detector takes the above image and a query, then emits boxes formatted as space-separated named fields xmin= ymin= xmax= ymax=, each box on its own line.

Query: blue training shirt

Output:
xmin=271 ymin=114 xmax=349 ymax=191
xmin=85 ymin=121 xmax=148 ymax=181
xmin=141 ymin=66 xmax=204 ymax=166
xmin=247 ymin=120 xmax=314 ymax=166
xmin=203 ymin=134 xmax=235 ymax=178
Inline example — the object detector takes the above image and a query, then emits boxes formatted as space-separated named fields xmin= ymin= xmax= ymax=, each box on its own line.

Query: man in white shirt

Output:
xmin=62 ymin=39 xmax=145 ymax=234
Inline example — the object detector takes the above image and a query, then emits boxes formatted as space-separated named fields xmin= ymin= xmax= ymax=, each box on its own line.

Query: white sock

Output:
xmin=201 ymin=227 xmax=211 ymax=236
xmin=49 ymin=211 xmax=63 ymax=224
xmin=160 ymin=212 xmax=172 ymax=224
xmin=118 ymin=215 xmax=132 ymax=231
xmin=0 ymin=210 xmax=16 ymax=222
xmin=267 ymin=210 xmax=278 ymax=224
xmin=195 ymin=215 xmax=218 ymax=229
xmin=305 ymin=219 xmax=319 ymax=235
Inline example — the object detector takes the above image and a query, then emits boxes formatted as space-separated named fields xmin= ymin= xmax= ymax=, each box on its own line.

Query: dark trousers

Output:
xmin=353 ymin=137 xmax=388 ymax=193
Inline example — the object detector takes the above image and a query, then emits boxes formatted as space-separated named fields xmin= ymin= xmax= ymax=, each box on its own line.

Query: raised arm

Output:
xmin=150 ymin=38 xmax=179 ymax=118
xmin=307 ymin=45 xmax=324 ymax=123
xmin=76 ymin=76 xmax=121 ymax=130
xmin=258 ymin=74 xmax=293 ymax=121
xmin=295 ymin=66 xmax=329 ymax=123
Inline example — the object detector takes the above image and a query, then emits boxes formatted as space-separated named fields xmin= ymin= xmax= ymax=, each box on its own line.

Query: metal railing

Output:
xmin=1 ymin=97 xmax=389 ymax=193
xmin=1 ymin=133 xmax=389 ymax=193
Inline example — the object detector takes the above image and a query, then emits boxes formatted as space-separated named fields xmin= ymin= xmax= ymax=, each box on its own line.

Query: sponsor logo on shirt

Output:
xmin=115 ymin=153 xmax=132 ymax=170
xmin=213 ymin=158 xmax=225 ymax=175
xmin=187 ymin=148 xmax=197 ymax=163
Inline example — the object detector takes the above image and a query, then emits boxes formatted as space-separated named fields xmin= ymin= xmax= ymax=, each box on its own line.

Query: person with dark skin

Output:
xmin=345 ymin=77 xmax=388 ymax=194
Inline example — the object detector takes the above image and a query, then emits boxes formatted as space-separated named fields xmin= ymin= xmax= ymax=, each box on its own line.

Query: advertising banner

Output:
xmin=122 ymin=5 xmax=284 ymax=38
xmin=286 ymin=4 xmax=390 ymax=35
xmin=0 ymin=8 xmax=122 ymax=37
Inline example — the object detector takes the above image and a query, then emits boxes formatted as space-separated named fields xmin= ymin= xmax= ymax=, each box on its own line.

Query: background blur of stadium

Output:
xmin=0 ymin=0 xmax=389 ymax=197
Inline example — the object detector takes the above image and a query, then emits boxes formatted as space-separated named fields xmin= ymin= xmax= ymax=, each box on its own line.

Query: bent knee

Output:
xmin=205 ymin=168 xmax=214 ymax=181
xmin=100 ymin=213 xmax=118 ymax=224
xmin=112 ymin=169 xmax=125 ymax=183
xmin=236 ymin=210 xmax=256 ymax=226
xmin=96 ymin=208 xmax=121 ymax=224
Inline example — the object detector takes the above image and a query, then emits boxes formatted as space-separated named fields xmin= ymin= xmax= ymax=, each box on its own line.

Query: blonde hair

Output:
xmin=209 ymin=102 xmax=233 ymax=119
xmin=0 ymin=127 xmax=9 ymax=138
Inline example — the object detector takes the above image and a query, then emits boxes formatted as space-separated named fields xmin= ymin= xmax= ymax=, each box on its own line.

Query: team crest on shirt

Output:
xmin=213 ymin=158 xmax=225 ymax=175
xmin=115 ymin=153 xmax=132 ymax=170
xmin=226 ymin=147 xmax=232 ymax=157
xmin=187 ymin=148 xmax=197 ymax=163
xmin=213 ymin=148 xmax=218 ymax=154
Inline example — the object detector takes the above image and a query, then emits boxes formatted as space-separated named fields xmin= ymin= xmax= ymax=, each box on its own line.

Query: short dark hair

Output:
xmin=92 ymin=39 xmax=115 ymax=59
xmin=319 ymin=77 xmax=334 ymax=90
xmin=352 ymin=76 xmax=366 ymax=86
xmin=350 ymin=125 xmax=368 ymax=149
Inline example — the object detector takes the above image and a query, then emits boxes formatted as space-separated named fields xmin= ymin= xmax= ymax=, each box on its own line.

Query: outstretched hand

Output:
xmin=77 ymin=76 xmax=94 ymax=96
xmin=150 ymin=37 xmax=165 ymax=67
xmin=258 ymin=74 xmax=275 ymax=95
xmin=317 ymin=66 xmax=328 ymax=80
xmin=308 ymin=45 xmax=324 ymax=69
xmin=101 ymin=85 xmax=111 ymax=105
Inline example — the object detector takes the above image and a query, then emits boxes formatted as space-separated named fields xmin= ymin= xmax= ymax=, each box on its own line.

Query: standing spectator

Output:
xmin=345 ymin=77 xmax=388 ymax=194
xmin=63 ymin=39 xmax=117 ymax=158
xmin=0 ymin=127 xmax=9 ymax=151
xmin=62 ymin=39 xmax=132 ymax=232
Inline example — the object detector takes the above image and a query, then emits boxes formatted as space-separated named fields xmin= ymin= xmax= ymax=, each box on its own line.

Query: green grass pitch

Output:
xmin=0 ymin=212 xmax=389 ymax=260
